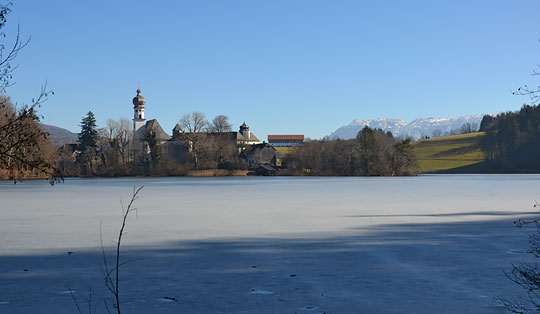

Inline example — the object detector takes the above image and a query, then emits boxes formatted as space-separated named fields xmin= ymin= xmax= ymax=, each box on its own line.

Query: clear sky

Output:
xmin=4 ymin=0 xmax=540 ymax=139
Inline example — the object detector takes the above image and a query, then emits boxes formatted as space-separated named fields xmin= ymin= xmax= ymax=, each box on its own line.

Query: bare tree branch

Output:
xmin=112 ymin=186 xmax=144 ymax=314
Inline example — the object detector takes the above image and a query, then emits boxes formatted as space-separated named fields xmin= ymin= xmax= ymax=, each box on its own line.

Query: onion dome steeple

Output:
xmin=132 ymin=88 xmax=146 ymax=108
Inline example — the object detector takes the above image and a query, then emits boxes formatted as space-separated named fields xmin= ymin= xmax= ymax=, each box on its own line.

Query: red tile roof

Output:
xmin=267 ymin=135 xmax=304 ymax=140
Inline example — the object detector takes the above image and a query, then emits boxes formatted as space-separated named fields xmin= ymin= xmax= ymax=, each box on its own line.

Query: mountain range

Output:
xmin=328 ymin=115 xmax=485 ymax=140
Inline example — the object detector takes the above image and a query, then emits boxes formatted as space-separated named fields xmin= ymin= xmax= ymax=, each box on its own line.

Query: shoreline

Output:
xmin=4 ymin=171 xmax=540 ymax=181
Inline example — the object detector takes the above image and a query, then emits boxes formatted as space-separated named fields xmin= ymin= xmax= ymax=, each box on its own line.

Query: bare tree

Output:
xmin=198 ymin=134 xmax=238 ymax=169
xmin=102 ymin=186 xmax=144 ymax=314
xmin=0 ymin=3 xmax=30 ymax=93
xmin=102 ymin=118 xmax=132 ymax=168
xmin=178 ymin=112 xmax=208 ymax=134
xmin=0 ymin=3 xmax=55 ymax=180
xmin=208 ymin=114 xmax=232 ymax=133
xmin=432 ymin=129 xmax=443 ymax=138
xmin=498 ymin=203 xmax=540 ymax=313
xmin=117 ymin=118 xmax=132 ymax=164
xmin=513 ymin=63 xmax=540 ymax=105
xmin=0 ymin=90 xmax=53 ymax=179
xmin=70 ymin=187 xmax=144 ymax=314
xmin=175 ymin=112 xmax=209 ymax=170
xmin=459 ymin=122 xmax=478 ymax=134
xmin=105 ymin=119 xmax=119 ymax=141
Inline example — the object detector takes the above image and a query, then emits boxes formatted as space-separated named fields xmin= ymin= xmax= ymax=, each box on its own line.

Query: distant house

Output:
xmin=254 ymin=164 xmax=277 ymax=176
xmin=241 ymin=143 xmax=276 ymax=167
xmin=267 ymin=135 xmax=304 ymax=147
xmin=58 ymin=143 xmax=80 ymax=160
xmin=236 ymin=122 xmax=260 ymax=146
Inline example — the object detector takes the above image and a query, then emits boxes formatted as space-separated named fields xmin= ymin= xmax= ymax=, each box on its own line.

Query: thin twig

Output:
xmin=113 ymin=186 xmax=143 ymax=314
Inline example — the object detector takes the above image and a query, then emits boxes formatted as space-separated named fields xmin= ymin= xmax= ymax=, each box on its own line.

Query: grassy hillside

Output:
xmin=413 ymin=132 xmax=486 ymax=172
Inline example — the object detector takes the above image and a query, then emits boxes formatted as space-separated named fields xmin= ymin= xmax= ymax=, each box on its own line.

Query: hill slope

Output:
xmin=413 ymin=132 xmax=486 ymax=172
xmin=40 ymin=124 xmax=78 ymax=147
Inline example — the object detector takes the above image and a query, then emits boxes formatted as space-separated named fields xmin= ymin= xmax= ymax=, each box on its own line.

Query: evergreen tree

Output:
xmin=78 ymin=111 xmax=98 ymax=152
xmin=77 ymin=111 xmax=98 ymax=175
xmin=146 ymin=131 xmax=163 ymax=170
xmin=479 ymin=114 xmax=494 ymax=132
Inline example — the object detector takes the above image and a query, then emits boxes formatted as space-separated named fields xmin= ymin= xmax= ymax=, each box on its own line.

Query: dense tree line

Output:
xmin=288 ymin=126 xmax=417 ymax=176
xmin=56 ymin=111 xmax=248 ymax=177
xmin=479 ymin=104 xmax=540 ymax=160
xmin=54 ymin=114 xmax=419 ymax=177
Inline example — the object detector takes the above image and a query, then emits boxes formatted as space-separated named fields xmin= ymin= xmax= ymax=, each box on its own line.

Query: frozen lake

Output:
xmin=1 ymin=175 xmax=540 ymax=313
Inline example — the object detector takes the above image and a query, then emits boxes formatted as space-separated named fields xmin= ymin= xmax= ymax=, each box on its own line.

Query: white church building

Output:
xmin=131 ymin=88 xmax=260 ymax=152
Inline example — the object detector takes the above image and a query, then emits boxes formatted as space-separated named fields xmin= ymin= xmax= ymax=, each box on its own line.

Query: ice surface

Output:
xmin=0 ymin=175 xmax=539 ymax=313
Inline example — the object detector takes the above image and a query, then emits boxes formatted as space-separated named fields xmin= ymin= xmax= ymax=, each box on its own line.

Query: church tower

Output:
xmin=132 ymin=87 xmax=146 ymax=144
xmin=239 ymin=121 xmax=251 ymax=139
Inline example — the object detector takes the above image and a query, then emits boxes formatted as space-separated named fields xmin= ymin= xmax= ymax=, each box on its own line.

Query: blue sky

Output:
xmin=4 ymin=0 xmax=540 ymax=139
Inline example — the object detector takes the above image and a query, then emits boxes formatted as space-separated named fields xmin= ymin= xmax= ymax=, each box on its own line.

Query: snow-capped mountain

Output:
xmin=328 ymin=115 xmax=485 ymax=140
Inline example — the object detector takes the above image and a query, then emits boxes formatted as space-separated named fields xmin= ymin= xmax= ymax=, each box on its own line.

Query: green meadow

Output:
xmin=413 ymin=132 xmax=486 ymax=172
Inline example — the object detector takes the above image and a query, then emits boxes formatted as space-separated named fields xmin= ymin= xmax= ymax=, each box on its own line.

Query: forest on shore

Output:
xmin=473 ymin=104 xmax=540 ymax=172
xmin=5 ymin=98 xmax=540 ymax=179
xmin=1 ymin=102 xmax=420 ymax=179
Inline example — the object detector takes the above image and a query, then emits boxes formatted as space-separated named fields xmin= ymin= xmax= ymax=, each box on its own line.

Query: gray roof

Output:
xmin=145 ymin=119 xmax=171 ymax=141
xmin=257 ymin=164 xmax=276 ymax=171
xmin=236 ymin=131 xmax=259 ymax=142
xmin=243 ymin=142 xmax=275 ymax=153
xmin=170 ymin=131 xmax=259 ymax=142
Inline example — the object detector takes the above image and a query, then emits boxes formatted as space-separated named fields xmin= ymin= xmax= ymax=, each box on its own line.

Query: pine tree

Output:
xmin=78 ymin=111 xmax=98 ymax=152
xmin=77 ymin=111 xmax=98 ymax=175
